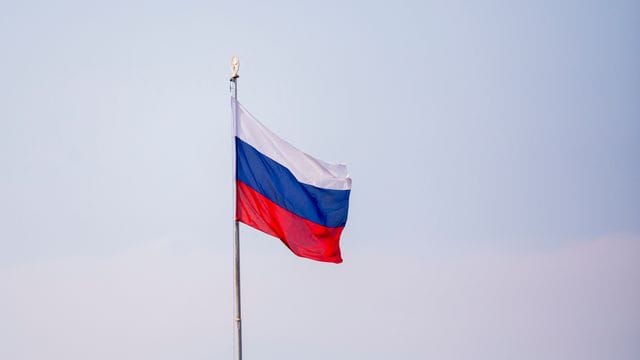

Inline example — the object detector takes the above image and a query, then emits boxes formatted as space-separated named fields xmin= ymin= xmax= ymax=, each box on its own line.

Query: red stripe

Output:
xmin=236 ymin=180 xmax=344 ymax=263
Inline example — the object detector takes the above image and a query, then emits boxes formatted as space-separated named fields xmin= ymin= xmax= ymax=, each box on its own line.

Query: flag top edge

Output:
xmin=236 ymin=102 xmax=352 ymax=191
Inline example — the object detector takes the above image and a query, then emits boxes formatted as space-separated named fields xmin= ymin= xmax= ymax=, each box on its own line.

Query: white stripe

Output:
xmin=236 ymin=103 xmax=352 ymax=191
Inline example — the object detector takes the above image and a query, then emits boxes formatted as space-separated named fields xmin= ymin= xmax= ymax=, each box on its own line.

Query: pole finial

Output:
xmin=231 ymin=56 xmax=240 ymax=79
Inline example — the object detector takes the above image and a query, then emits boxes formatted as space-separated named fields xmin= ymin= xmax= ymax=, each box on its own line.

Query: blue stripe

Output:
xmin=236 ymin=137 xmax=350 ymax=228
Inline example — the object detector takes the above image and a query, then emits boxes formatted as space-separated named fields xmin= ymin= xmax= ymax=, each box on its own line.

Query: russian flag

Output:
xmin=234 ymin=102 xmax=351 ymax=263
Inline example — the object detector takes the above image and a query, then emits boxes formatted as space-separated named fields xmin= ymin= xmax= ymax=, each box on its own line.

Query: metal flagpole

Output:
xmin=230 ymin=56 xmax=242 ymax=360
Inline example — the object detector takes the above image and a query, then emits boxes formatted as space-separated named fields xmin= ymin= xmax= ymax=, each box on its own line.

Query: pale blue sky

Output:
xmin=1 ymin=1 xmax=639 ymax=359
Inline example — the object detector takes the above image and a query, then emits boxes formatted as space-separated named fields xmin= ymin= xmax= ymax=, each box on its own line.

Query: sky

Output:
xmin=1 ymin=0 xmax=639 ymax=359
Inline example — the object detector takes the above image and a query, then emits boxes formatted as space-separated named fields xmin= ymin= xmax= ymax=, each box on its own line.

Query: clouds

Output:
xmin=0 ymin=243 xmax=228 ymax=359
xmin=1 ymin=235 xmax=638 ymax=359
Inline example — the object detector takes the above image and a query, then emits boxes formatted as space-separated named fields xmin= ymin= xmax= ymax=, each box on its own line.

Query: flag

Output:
xmin=234 ymin=102 xmax=351 ymax=263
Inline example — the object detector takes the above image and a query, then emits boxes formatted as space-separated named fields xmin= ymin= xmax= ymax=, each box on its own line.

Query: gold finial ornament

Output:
xmin=231 ymin=56 xmax=240 ymax=79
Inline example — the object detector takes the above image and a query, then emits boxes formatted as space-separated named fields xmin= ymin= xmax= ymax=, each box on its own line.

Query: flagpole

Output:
xmin=230 ymin=56 xmax=242 ymax=360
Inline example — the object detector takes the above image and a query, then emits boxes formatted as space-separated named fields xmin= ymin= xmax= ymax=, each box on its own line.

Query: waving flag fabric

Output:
xmin=234 ymin=102 xmax=351 ymax=263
